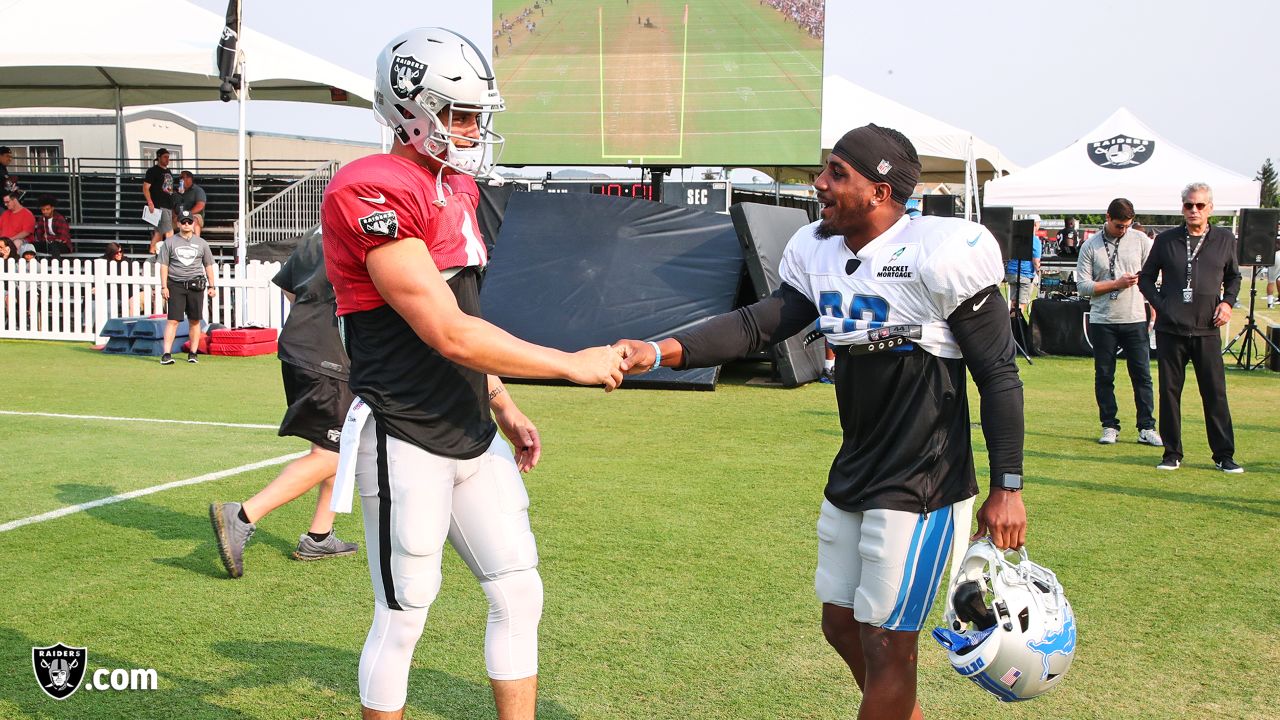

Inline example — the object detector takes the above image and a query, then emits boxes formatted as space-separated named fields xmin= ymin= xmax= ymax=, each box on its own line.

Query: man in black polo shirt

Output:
xmin=209 ymin=227 xmax=360 ymax=578
xmin=1138 ymin=182 xmax=1243 ymax=472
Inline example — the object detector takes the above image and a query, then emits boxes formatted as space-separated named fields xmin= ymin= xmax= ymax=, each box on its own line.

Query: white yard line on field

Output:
xmin=0 ymin=452 xmax=306 ymax=533
xmin=0 ymin=410 xmax=277 ymax=430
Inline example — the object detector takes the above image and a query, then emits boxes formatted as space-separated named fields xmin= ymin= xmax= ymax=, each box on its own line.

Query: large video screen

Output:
xmin=492 ymin=0 xmax=825 ymax=167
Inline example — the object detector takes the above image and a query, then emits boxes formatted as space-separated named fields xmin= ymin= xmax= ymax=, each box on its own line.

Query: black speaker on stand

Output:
xmin=981 ymin=206 xmax=1014 ymax=262
xmin=1223 ymin=208 xmax=1280 ymax=369
xmin=923 ymin=194 xmax=957 ymax=218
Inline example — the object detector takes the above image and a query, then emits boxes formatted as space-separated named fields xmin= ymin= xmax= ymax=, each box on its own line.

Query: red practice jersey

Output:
xmin=322 ymin=153 xmax=487 ymax=316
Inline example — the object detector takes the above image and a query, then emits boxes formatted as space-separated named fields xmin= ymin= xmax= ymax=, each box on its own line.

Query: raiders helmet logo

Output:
xmin=32 ymin=643 xmax=87 ymax=700
xmin=389 ymin=55 xmax=426 ymax=100
xmin=358 ymin=210 xmax=399 ymax=238
xmin=1088 ymin=135 xmax=1154 ymax=169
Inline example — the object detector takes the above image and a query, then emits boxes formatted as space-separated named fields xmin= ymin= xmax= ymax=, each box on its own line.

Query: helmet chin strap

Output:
xmin=432 ymin=164 xmax=448 ymax=208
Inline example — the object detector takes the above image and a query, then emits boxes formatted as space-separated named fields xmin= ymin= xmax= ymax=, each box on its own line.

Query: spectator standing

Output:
xmin=0 ymin=146 xmax=18 ymax=197
xmin=0 ymin=192 xmax=35 ymax=245
xmin=1138 ymin=182 xmax=1243 ymax=472
xmin=1267 ymin=229 xmax=1280 ymax=309
xmin=1076 ymin=198 xmax=1161 ymax=447
xmin=32 ymin=197 xmax=72 ymax=258
xmin=174 ymin=171 xmax=207 ymax=234
xmin=1057 ymin=216 xmax=1082 ymax=257
xmin=143 ymin=148 xmax=176 ymax=254
xmin=156 ymin=210 xmax=215 ymax=365
xmin=1004 ymin=213 xmax=1041 ymax=312
xmin=210 ymin=229 xmax=360 ymax=578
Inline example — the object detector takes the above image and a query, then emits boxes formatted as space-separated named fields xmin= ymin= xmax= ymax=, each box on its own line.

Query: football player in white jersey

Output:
xmin=616 ymin=125 xmax=1028 ymax=720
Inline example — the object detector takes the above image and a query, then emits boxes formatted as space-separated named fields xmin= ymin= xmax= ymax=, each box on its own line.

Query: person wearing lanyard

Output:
xmin=1138 ymin=182 xmax=1243 ymax=472
xmin=1076 ymin=198 xmax=1161 ymax=447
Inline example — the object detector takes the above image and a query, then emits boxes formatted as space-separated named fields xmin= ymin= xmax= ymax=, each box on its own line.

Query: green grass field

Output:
xmin=0 ymin=335 xmax=1277 ymax=719
xmin=492 ymin=0 xmax=823 ymax=166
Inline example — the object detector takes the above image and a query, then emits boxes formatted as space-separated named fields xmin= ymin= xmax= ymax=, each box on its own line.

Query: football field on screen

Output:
xmin=492 ymin=0 xmax=823 ymax=166
xmin=0 ymin=338 xmax=1277 ymax=719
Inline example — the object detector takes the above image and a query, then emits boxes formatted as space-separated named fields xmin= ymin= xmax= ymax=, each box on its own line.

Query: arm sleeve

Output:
xmin=1075 ymin=242 xmax=1098 ymax=297
xmin=1221 ymin=233 xmax=1242 ymax=305
xmin=202 ymin=242 xmax=215 ymax=267
xmin=272 ymin=254 xmax=296 ymax=291
xmin=947 ymin=284 xmax=1024 ymax=484
xmin=673 ymin=283 xmax=819 ymax=369
xmin=330 ymin=184 xmax=431 ymax=262
xmin=156 ymin=243 xmax=169 ymax=267
xmin=1137 ymin=238 xmax=1164 ymax=312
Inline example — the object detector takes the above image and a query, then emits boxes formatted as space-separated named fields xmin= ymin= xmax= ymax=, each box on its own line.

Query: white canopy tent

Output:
xmin=755 ymin=76 xmax=1016 ymax=217
xmin=0 ymin=0 xmax=374 ymax=261
xmin=983 ymin=108 xmax=1260 ymax=214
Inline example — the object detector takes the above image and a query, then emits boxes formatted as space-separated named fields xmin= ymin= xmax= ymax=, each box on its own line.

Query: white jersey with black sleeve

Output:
xmin=779 ymin=214 xmax=1012 ymax=515
xmin=779 ymin=215 xmax=1004 ymax=358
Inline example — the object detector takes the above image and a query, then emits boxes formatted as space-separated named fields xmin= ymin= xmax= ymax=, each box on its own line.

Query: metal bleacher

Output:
xmin=12 ymin=157 xmax=327 ymax=262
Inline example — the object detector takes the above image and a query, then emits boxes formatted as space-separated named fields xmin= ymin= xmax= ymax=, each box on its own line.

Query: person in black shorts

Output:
xmin=157 ymin=210 xmax=215 ymax=365
xmin=209 ymin=227 xmax=360 ymax=578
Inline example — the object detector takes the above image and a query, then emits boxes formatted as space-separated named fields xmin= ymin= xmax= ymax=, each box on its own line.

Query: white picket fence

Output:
xmin=0 ymin=259 xmax=288 ymax=342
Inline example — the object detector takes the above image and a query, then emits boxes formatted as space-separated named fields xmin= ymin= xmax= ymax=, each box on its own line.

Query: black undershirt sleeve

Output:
xmin=946 ymin=284 xmax=1025 ymax=485
xmin=673 ymin=283 xmax=819 ymax=369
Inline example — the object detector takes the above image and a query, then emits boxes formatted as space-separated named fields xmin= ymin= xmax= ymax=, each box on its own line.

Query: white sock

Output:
xmin=823 ymin=358 xmax=835 ymax=371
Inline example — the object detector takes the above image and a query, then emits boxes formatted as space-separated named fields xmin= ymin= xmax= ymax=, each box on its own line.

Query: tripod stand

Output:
xmin=1009 ymin=271 xmax=1034 ymax=364
xmin=1222 ymin=265 xmax=1280 ymax=369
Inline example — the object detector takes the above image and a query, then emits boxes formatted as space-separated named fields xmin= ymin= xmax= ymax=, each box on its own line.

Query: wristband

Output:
xmin=647 ymin=341 xmax=662 ymax=372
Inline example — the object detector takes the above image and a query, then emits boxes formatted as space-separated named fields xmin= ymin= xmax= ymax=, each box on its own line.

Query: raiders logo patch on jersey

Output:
xmin=389 ymin=55 xmax=426 ymax=100
xmin=358 ymin=209 xmax=399 ymax=238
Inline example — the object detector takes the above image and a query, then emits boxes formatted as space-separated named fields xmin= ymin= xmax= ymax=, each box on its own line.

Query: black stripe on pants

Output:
xmin=1155 ymin=332 xmax=1235 ymax=463
xmin=375 ymin=423 xmax=402 ymax=610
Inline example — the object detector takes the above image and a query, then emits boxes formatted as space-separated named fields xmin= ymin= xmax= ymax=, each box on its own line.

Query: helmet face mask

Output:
xmin=932 ymin=539 xmax=1077 ymax=702
xmin=375 ymin=28 xmax=505 ymax=178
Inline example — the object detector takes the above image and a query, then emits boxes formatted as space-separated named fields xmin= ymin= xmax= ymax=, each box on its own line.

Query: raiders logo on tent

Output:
xmin=1088 ymin=135 xmax=1155 ymax=169
xmin=389 ymin=54 xmax=426 ymax=100
xmin=32 ymin=643 xmax=87 ymax=700
xmin=359 ymin=210 xmax=399 ymax=238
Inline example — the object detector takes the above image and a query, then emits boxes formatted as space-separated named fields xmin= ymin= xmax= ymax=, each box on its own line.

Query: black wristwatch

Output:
xmin=994 ymin=473 xmax=1023 ymax=492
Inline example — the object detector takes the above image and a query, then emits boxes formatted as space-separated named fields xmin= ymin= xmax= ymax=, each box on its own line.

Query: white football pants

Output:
xmin=355 ymin=418 xmax=542 ymax=711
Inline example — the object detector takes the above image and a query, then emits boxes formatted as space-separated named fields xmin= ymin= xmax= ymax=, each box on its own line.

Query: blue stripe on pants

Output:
xmin=884 ymin=504 xmax=953 ymax=630
xmin=883 ymin=513 xmax=929 ymax=628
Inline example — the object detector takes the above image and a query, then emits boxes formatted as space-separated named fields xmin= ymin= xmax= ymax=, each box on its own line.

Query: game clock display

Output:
xmin=540 ymin=180 xmax=728 ymax=212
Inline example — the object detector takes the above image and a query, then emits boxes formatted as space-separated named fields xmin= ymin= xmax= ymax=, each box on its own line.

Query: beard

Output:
xmin=815 ymin=219 xmax=838 ymax=239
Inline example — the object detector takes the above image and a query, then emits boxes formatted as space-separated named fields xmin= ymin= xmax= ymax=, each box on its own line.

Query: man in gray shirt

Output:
xmin=174 ymin=171 xmax=208 ymax=234
xmin=1076 ymin=198 xmax=1162 ymax=447
xmin=157 ymin=209 xmax=216 ymax=365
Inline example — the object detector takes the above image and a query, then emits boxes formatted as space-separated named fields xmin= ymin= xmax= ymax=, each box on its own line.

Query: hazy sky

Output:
xmin=179 ymin=0 xmax=1277 ymax=177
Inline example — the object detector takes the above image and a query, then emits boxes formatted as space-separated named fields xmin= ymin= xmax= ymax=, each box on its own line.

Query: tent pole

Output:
xmin=237 ymin=55 xmax=248 ymax=265
xmin=114 ymin=86 xmax=124 ymax=224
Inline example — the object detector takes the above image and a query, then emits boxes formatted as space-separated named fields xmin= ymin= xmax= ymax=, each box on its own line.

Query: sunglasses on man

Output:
xmin=1183 ymin=202 xmax=1207 ymax=211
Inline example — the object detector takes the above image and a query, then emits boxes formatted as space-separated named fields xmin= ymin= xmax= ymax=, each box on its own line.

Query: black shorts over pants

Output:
xmin=279 ymin=363 xmax=354 ymax=452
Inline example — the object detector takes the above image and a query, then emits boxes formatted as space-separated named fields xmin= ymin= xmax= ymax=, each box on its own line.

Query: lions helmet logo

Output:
xmin=32 ymin=643 xmax=87 ymax=700
xmin=358 ymin=210 xmax=399 ymax=238
xmin=1089 ymin=135 xmax=1154 ymax=169
xmin=389 ymin=55 xmax=426 ymax=100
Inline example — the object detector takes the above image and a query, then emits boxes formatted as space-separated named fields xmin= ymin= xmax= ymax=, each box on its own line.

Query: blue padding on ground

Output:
xmin=129 ymin=337 xmax=185 ymax=356
xmin=479 ymin=193 xmax=744 ymax=390
xmin=103 ymin=336 xmax=133 ymax=354
xmin=129 ymin=318 xmax=206 ymax=338
xmin=101 ymin=316 xmax=146 ymax=338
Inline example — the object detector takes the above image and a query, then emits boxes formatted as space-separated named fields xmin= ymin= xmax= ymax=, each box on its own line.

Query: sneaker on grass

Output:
xmin=1155 ymin=458 xmax=1180 ymax=471
xmin=1098 ymin=427 xmax=1119 ymax=444
xmin=159 ymin=352 xmax=174 ymax=365
xmin=187 ymin=352 xmax=198 ymax=364
xmin=1137 ymin=428 xmax=1163 ymax=446
xmin=293 ymin=531 xmax=359 ymax=561
xmin=1215 ymin=459 xmax=1244 ymax=474
xmin=209 ymin=501 xmax=255 ymax=578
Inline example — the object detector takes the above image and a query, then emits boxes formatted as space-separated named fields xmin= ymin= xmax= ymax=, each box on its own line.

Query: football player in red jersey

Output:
xmin=322 ymin=28 xmax=626 ymax=720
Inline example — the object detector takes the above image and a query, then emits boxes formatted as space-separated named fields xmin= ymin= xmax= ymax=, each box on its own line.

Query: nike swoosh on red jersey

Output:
xmin=356 ymin=192 xmax=386 ymax=204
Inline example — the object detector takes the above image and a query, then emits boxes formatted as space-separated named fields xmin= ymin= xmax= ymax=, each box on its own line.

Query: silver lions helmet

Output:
xmin=374 ymin=27 xmax=505 ymax=177
xmin=932 ymin=539 xmax=1077 ymax=702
